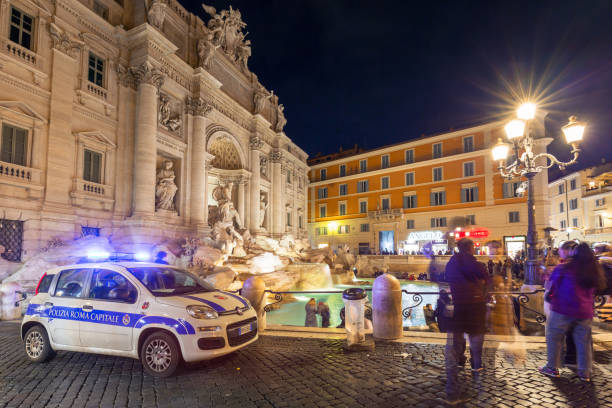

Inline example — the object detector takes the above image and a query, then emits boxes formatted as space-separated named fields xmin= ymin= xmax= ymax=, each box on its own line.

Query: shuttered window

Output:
xmin=461 ymin=187 xmax=479 ymax=202
xmin=403 ymin=194 xmax=417 ymax=209
xmin=83 ymin=149 xmax=102 ymax=183
xmin=1 ymin=124 xmax=27 ymax=165
xmin=430 ymin=191 xmax=446 ymax=206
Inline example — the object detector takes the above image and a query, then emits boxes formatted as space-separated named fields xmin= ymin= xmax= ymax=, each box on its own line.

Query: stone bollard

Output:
xmin=242 ymin=277 xmax=266 ymax=333
xmin=0 ymin=282 xmax=22 ymax=321
xmin=372 ymin=273 xmax=403 ymax=339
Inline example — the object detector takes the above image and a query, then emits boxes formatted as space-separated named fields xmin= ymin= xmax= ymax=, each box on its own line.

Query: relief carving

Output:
xmin=249 ymin=135 xmax=264 ymax=151
xmin=185 ymin=96 xmax=213 ymax=117
xmin=49 ymin=23 xmax=82 ymax=58
xmin=147 ymin=0 xmax=167 ymax=30
xmin=201 ymin=4 xmax=251 ymax=73
xmin=158 ymin=93 xmax=182 ymax=132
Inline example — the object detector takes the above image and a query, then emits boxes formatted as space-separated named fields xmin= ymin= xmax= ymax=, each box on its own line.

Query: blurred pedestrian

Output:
xmin=424 ymin=304 xmax=439 ymax=332
xmin=434 ymin=289 xmax=453 ymax=333
xmin=539 ymin=242 xmax=606 ymax=381
xmin=305 ymin=298 xmax=318 ymax=327
xmin=317 ymin=301 xmax=330 ymax=328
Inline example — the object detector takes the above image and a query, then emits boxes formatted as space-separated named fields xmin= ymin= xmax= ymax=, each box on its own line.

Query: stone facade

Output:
xmin=0 ymin=0 xmax=308 ymax=262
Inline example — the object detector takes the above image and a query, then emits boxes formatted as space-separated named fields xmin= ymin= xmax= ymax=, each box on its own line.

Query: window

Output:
xmin=360 ymin=223 xmax=369 ymax=232
xmin=433 ymin=143 xmax=442 ymax=159
xmin=81 ymin=226 xmax=100 ymax=237
xmin=0 ymin=219 xmax=23 ymax=261
xmin=339 ymin=202 xmax=346 ymax=216
xmin=54 ymin=269 xmax=89 ymax=298
xmin=569 ymin=179 xmax=577 ymax=190
xmin=381 ymin=197 xmax=390 ymax=210
xmin=298 ymin=215 xmax=303 ymax=229
xmin=558 ymin=184 xmax=565 ymax=195
xmin=9 ymin=7 xmax=34 ymax=50
xmin=405 ymin=149 xmax=414 ymax=164
xmin=596 ymin=198 xmax=606 ymax=207
xmin=463 ymin=136 xmax=474 ymax=153
xmin=463 ymin=162 xmax=474 ymax=177
xmin=430 ymin=217 xmax=447 ymax=227
xmin=357 ymin=180 xmax=369 ymax=193
xmin=572 ymin=218 xmax=578 ymax=228
xmin=315 ymin=227 xmax=320 ymax=235
xmin=430 ymin=191 xmax=446 ymax=206
xmin=381 ymin=155 xmax=390 ymax=169
xmin=89 ymin=269 xmax=137 ymax=303
xmin=596 ymin=215 xmax=604 ymax=228
xmin=560 ymin=220 xmax=567 ymax=229
xmin=339 ymin=184 xmax=347 ymax=196
xmin=381 ymin=176 xmax=389 ymax=189
xmin=339 ymin=164 xmax=346 ymax=177
xmin=319 ymin=205 xmax=326 ymax=218
xmin=569 ymin=198 xmax=578 ymax=210
xmin=340 ymin=225 xmax=349 ymax=234
xmin=286 ymin=212 xmax=292 ymax=226
xmin=503 ymin=181 xmax=521 ymax=198
xmin=405 ymin=172 xmax=414 ymax=186
xmin=1 ymin=124 xmax=27 ymax=166
xmin=559 ymin=202 xmax=564 ymax=213
xmin=88 ymin=52 xmax=105 ymax=88
xmin=509 ymin=211 xmax=520 ymax=223
xmin=359 ymin=200 xmax=367 ymax=214
xmin=320 ymin=169 xmax=326 ymax=181
xmin=461 ymin=186 xmax=479 ymax=202
xmin=83 ymin=149 xmax=102 ymax=183
xmin=317 ymin=187 xmax=328 ymax=199
xmin=406 ymin=219 xmax=415 ymax=229
xmin=37 ymin=274 xmax=54 ymax=294
xmin=433 ymin=167 xmax=443 ymax=182
xmin=93 ymin=0 xmax=109 ymax=20
xmin=465 ymin=215 xmax=476 ymax=225
xmin=403 ymin=194 xmax=417 ymax=209
xmin=359 ymin=159 xmax=367 ymax=173
xmin=321 ymin=226 xmax=328 ymax=235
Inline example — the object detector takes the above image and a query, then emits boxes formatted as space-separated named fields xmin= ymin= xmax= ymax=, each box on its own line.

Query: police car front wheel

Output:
xmin=24 ymin=325 xmax=56 ymax=363
xmin=140 ymin=331 xmax=181 ymax=377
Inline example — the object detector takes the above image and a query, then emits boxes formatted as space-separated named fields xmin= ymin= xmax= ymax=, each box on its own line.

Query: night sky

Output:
xmin=184 ymin=0 xmax=612 ymax=176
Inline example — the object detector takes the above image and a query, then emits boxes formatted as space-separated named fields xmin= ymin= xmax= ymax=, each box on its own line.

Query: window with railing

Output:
xmin=9 ymin=7 xmax=34 ymax=50
xmin=83 ymin=149 xmax=102 ymax=184
xmin=1 ymin=124 xmax=27 ymax=166
xmin=88 ymin=52 xmax=105 ymax=88
xmin=381 ymin=198 xmax=390 ymax=210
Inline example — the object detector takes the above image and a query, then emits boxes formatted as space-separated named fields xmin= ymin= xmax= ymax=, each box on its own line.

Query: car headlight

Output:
xmin=187 ymin=305 xmax=218 ymax=319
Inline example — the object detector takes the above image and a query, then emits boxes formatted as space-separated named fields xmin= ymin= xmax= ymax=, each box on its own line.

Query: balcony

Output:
xmin=70 ymin=178 xmax=114 ymax=210
xmin=583 ymin=181 xmax=612 ymax=197
xmin=368 ymin=208 xmax=403 ymax=220
xmin=0 ymin=160 xmax=43 ymax=197
xmin=584 ymin=227 xmax=612 ymax=236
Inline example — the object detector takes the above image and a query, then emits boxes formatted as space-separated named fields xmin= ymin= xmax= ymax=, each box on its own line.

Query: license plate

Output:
xmin=238 ymin=323 xmax=253 ymax=335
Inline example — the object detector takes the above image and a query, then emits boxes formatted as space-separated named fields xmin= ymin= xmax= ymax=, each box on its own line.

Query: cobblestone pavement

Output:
xmin=1 ymin=322 xmax=611 ymax=408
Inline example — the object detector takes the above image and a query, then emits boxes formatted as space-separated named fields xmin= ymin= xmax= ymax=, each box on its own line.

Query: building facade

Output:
xmin=308 ymin=121 xmax=551 ymax=257
xmin=548 ymin=164 xmax=612 ymax=247
xmin=0 ymin=0 xmax=308 ymax=264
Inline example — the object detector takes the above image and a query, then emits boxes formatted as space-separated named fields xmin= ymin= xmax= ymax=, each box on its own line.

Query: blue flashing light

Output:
xmin=86 ymin=249 xmax=110 ymax=261
xmin=134 ymin=251 xmax=151 ymax=262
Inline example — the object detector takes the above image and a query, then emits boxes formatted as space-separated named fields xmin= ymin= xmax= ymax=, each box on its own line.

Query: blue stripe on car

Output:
xmin=221 ymin=291 xmax=249 ymax=308
xmin=179 ymin=295 xmax=226 ymax=312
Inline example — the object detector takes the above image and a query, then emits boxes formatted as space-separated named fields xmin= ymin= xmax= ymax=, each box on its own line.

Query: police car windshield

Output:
xmin=127 ymin=267 xmax=215 ymax=297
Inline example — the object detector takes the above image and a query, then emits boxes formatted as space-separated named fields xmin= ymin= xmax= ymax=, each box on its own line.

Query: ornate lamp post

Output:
xmin=492 ymin=104 xmax=586 ymax=285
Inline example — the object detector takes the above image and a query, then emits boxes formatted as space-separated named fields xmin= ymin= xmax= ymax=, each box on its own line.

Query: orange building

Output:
xmin=307 ymin=121 xmax=551 ymax=256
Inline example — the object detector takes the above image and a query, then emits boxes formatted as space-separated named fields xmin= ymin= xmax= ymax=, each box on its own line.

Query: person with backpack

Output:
xmin=539 ymin=242 xmax=606 ymax=382
xmin=434 ymin=289 xmax=453 ymax=333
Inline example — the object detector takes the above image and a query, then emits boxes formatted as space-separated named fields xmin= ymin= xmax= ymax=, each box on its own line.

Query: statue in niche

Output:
xmin=147 ymin=0 xmax=167 ymax=30
xmin=260 ymin=156 xmax=268 ymax=178
xmin=253 ymin=85 xmax=272 ymax=115
xmin=210 ymin=182 xmax=246 ymax=255
xmin=155 ymin=160 xmax=178 ymax=211
xmin=159 ymin=94 xmax=181 ymax=132
xmin=275 ymin=103 xmax=287 ymax=132
xmin=197 ymin=33 xmax=220 ymax=70
xmin=259 ymin=193 xmax=268 ymax=229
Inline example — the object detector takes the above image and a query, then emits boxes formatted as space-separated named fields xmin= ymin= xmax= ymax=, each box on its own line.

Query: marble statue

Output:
xmin=259 ymin=194 xmax=268 ymax=229
xmin=159 ymin=94 xmax=181 ymax=131
xmin=155 ymin=160 xmax=178 ymax=211
xmin=210 ymin=182 xmax=246 ymax=255
xmin=275 ymin=103 xmax=287 ymax=132
xmin=197 ymin=33 xmax=220 ymax=70
xmin=147 ymin=0 xmax=167 ymax=30
xmin=260 ymin=156 xmax=268 ymax=178
xmin=253 ymin=85 xmax=271 ymax=114
xmin=202 ymin=4 xmax=250 ymax=69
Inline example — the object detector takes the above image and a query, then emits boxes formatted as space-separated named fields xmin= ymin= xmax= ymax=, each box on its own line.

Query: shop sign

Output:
xmin=432 ymin=239 xmax=447 ymax=245
xmin=469 ymin=228 xmax=489 ymax=238
xmin=407 ymin=230 xmax=444 ymax=243
xmin=505 ymin=236 xmax=525 ymax=242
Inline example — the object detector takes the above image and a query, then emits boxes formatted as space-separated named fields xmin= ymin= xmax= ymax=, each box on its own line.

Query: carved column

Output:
xmin=130 ymin=62 xmax=164 ymax=217
xmin=238 ymin=179 xmax=246 ymax=226
xmin=270 ymin=149 xmax=283 ymax=237
xmin=187 ymin=97 xmax=213 ymax=231
xmin=249 ymin=136 xmax=264 ymax=232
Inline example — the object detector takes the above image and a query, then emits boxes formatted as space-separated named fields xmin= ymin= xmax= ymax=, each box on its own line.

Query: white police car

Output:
xmin=21 ymin=255 xmax=257 ymax=377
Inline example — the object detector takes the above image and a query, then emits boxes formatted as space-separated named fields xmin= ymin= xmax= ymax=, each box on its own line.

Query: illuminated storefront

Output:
xmin=400 ymin=230 xmax=447 ymax=254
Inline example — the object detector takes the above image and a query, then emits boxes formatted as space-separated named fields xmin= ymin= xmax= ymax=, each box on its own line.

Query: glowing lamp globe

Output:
xmin=505 ymin=119 xmax=525 ymax=140
xmin=562 ymin=116 xmax=585 ymax=145
xmin=492 ymin=139 xmax=510 ymax=162
xmin=517 ymin=103 xmax=536 ymax=120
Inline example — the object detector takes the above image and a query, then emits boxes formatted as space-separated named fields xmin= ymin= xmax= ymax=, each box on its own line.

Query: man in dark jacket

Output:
xmin=443 ymin=238 xmax=489 ymax=402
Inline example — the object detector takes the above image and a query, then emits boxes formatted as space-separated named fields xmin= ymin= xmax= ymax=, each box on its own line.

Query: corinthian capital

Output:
xmin=249 ymin=135 xmax=264 ymax=151
xmin=269 ymin=149 xmax=282 ymax=163
xmin=129 ymin=62 xmax=165 ymax=89
xmin=185 ymin=96 xmax=213 ymax=117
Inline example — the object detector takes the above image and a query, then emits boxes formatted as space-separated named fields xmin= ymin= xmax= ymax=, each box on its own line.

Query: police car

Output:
xmin=21 ymin=253 xmax=257 ymax=377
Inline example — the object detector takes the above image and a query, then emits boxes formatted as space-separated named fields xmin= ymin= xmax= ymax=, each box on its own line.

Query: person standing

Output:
xmin=317 ymin=301 xmax=331 ymax=328
xmin=305 ymin=298 xmax=318 ymax=327
xmin=539 ymin=243 xmax=606 ymax=381
xmin=434 ymin=289 xmax=453 ymax=333
xmin=445 ymin=238 xmax=489 ymax=371
xmin=424 ymin=304 xmax=440 ymax=332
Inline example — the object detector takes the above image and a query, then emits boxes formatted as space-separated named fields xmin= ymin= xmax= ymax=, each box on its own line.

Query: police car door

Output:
xmin=47 ymin=268 xmax=91 ymax=347
xmin=79 ymin=268 xmax=139 ymax=352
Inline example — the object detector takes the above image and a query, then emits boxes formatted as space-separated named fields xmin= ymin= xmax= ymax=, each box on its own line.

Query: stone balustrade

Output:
xmin=0 ymin=38 xmax=43 ymax=71
xmin=86 ymin=82 xmax=108 ymax=101
xmin=0 ymin=160 xmax=42 ymax=185
xmin=71 ymin=178 xmax=115 ymax=210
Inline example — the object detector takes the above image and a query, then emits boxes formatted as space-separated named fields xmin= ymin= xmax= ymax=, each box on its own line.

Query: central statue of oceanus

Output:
xmin=209 ymin=182 xmax=249 ymax=255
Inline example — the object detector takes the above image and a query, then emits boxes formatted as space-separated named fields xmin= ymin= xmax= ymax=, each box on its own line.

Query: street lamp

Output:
xmin=492 ymin=103 xmax=585 ymax=286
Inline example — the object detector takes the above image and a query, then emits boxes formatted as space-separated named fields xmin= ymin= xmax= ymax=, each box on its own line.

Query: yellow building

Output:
xmin=307 ymin=121 xmax=551 ymax=256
